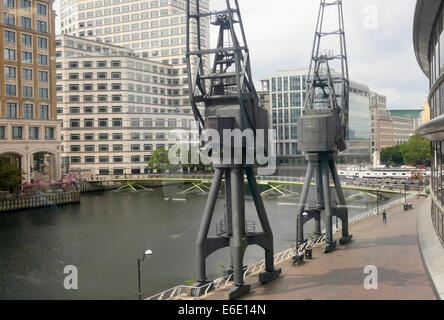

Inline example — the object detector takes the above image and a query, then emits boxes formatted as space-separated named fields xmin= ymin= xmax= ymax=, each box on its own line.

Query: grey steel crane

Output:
xmin=185 ymin=0 xmax=280 ymax=300
xmin=296 ymin=0 xmax=353 ymax=253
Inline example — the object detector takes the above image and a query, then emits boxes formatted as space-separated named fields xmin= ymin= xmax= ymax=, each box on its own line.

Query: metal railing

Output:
xmin=145 ymin=193 xmax=417 ymax=301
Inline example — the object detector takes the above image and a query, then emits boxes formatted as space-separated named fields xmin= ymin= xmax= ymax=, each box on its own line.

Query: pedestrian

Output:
xmin=382 ymin=210 xmax=387 ymax=223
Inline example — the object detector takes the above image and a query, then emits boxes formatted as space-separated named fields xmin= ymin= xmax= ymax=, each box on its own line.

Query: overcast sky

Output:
xmin=234 ymin=0 xmax=428 ymax=109
xmin=53 ymin=0 xmax=428 ymax=109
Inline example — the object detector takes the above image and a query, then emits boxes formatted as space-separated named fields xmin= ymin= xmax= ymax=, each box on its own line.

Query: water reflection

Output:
xmin=0 ymin=184 xmax=402 ymax=299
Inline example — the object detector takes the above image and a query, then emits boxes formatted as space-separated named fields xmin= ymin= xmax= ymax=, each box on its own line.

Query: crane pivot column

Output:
xmin=296 ymin=0 xmax=352 ymax=253
xmin=186 ymin=0 xmax=280 ymax=299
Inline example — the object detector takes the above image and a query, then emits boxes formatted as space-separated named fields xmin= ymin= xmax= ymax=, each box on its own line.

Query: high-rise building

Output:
xmin=0 ymin=0 xmax=61 ymax=182
xmin=413 ymin=0 xmax=444 ymax=300
xmin=55 ymin=0 xmax=210 ymax=176
xmin=260 ymin=69 xmax=372 ymax=165
xmin=56 ymin=34 xmax=196 ymax=176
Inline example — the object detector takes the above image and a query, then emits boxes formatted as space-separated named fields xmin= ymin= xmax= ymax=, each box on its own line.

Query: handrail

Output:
xmin=145 ymin=193 xmax=418 ymax=300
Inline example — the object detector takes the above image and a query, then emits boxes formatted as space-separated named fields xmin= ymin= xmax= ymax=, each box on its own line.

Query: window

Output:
xmin=6 ymin=103 xmax=17 ymax=118
xmin=4 ymin=13 xmax=15 ymax=25
xmin=70 ymin=145 xmax=81 ymax=152
xmin=0 ymin=127 xmax=6 ymax=139
xmin=5 ymin=66 xmax=16 ymax=78
xmin=98 ymin=119 xmax=108 ymax=127
xmin=22 ymin=86 xmax=33 ymax=97
xmin=21 ymin=33 xmax=32 ymax=46
xmin=37 ymin=37 xmax=48 ymax=49
xmin=70 ymin=119 xmax=80 ymax=128
xmin=4 ymin=0 xmax=15 ymax=7
xmin=5 ymin=48 xmax=16 ymax=60
xmin=84 ymin=119 xmax=94 ymax=127
xmin=38 ymin=70 xmax=48 ymax=82
xmin=37 ymin=3 xmax=47 ymax=16
xmin=112 ymin=118 xmax=122 ymax=127
xmin=21 ymin=16 xmax=32 ymax=29
xmin=37 ymin=20 xmax=47 ymax=33
xmin=22 ymin=51 xmax=32 ymax=63
xmin=38 ymin=88 xmax=48 ymax=99
xmin=22 ymin=68 xmax=32 ymax=80
xmin=5 ymin=84 xmax=17 ymax=96
xmin=37 ymin=54 xmax=48 ymax=65
xmin=4 ymin=30 xmax=15 ymax=43
xmin=29 ymin=127 xmax=39 ymax=140
xmin=113 ymin=144 xmax=123 ymax=151
xmin=12 ymin=127 xmax=23 ymax=139
xmin=21 ymin=0 xmax=31 ymax=9
xmin=23 ymin=104 xmax=33 ymax=119
xmin=37 ymin=106 xmax=48 ymax=122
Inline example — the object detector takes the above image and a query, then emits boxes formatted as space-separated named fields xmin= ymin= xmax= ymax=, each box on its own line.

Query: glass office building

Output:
xmin=414 ymin=0 xmax=444 ymax=299
xmin=414 ymin=0 xmax=444 ymax=247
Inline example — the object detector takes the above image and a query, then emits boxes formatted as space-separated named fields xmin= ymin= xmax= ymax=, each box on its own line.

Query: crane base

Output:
xmin=324 ymin=241 xmax=337 ymax=254
xmin=339 ymin=234 xmax=353 ymax=245
xmin=227 ymin=284 xmax=251 ymax=300
xmin=259 ymin=268 xmax=282 ymax=284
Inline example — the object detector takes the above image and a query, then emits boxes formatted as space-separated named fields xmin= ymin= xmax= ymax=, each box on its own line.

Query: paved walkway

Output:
xmin=203 ymin=197 xmax=434 ymax=300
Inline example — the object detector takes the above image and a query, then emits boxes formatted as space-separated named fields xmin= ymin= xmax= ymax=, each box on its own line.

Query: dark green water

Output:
xmin=0 ymin=183 xmax=402 ymax=299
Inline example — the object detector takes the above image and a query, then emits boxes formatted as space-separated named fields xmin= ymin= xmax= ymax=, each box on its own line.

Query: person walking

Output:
xmin=382 ymin=210 xmax=387 ymax=223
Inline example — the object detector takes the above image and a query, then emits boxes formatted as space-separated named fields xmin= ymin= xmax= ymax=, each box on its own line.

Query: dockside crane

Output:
xmin=185 ymin=0 xmax=280 ymax=299
xmin=296 ymin=0 xmax=353 ymax=253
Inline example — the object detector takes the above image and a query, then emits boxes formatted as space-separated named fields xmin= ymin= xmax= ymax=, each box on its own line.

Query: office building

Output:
xmin=260 ymin=69 xmax=372 ymax=165
xmin=413 ymin=0 xmax=444 ymax=299
xmin=56 ymin=34 xmax=195 ymax=176
xmin=0 ymin=0 xmax=61 ymax=182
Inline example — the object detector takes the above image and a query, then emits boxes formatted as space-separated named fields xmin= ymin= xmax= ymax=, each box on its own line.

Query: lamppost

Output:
xmin=376 ymin=186 xmax=381 ymax=215
xmin=137 ymin=249 xmax=153 ymax=300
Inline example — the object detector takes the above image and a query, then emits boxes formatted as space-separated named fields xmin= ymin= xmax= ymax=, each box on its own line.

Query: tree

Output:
xmin=0 ymin=155 xmax=24 ymax=192
xmin=380 ymin=145 xmax=404 ymax=166
xmin=146 ymin=148 xmax=172 ymax=172
xmin=403 ymin=136 xmax=431 ymax=166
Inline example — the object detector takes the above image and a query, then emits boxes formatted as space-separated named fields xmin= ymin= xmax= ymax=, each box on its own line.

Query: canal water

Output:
xmin=0 ymin=183 xmax=402 ymax=300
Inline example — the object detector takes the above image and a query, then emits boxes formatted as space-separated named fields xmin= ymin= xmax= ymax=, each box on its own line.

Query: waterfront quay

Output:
xmin=197 ymin=197 xmax=435 ymax=300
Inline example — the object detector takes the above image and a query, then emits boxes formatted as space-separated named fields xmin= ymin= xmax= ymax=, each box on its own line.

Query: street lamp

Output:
xmin=376 ymin=186 xmax=381 ymax=215
xmin=137 ymin=249 xmax=153 ymax=300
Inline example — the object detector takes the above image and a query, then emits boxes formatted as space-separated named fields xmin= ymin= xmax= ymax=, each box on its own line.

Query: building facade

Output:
xmin=56 ymin=0 xmax=210 ymax=176
xmin=260 ymin=69 xmax=372 ymax=165
xmin=56 ymin=35 xmax=196 ymax=176
xmin=0 ymin=0 xmax=61 ymax=182
xmin=414 ymin=0 xmax=444 ymax=299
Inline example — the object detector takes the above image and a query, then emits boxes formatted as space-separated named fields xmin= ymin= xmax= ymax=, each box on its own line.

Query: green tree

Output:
xmin=380 ymin=145 xmax=404 ymax=166
xmin=146 ymin=148 xmax=172 ymax=172
xmin=403 ymin=136 xmax=431 ymax=166
xmin=0 ymin=156 xmax=24 ymax=192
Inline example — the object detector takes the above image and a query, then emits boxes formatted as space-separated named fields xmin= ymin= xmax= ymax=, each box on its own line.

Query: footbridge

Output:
xmin=86 ymin=174 xmax=426 ymax=196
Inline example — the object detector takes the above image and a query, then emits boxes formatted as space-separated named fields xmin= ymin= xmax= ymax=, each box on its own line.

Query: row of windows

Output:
xmin=3 ymin=48 xmax=48 ymax=64
xmin=271 ymin=76 xmax=307 ymax=92
xmin=2 ymin=13 xmax=48 ymax=32
xmin=3 ymin=84 xmax=49 ymax=99
xmin=75 ymin=0 xmax=185 ymax=11
xmin=59 ymin=95 xmax=184 ymax=106
xmin=68 ymin=144 xmax=156 ymax=152
xmin=2 ymin=102 xmax=49 ymax=119
xmin=57 ymin=105 xmax=192 ymax=115
xmin=63 ymin=132 xmax=181 ymax=141
xmin=272 ymin=109 xmax=302 ymax=124
xmin=272 ymin=125 xmax=298 ymax=140
xmin=4 ymin=30 xmax=49 ymax=49
xmin=68 ymin=118 xmax=182 ymax=128
xmin=66 ymin=155 xmax=154 ymax=164
xmin=271 ymin=93 xmax=306 ymax=108
xmin=2 ymin=0 xmax=47 ymax=15
xmin=0 ymin=125 xmax=54 ymax=140
xmin=4 ymin=66 xmax=48 ymax=81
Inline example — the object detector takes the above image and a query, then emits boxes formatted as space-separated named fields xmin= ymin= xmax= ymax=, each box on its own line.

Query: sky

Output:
xmin=53 ymin=0 xmax=428 ymax=109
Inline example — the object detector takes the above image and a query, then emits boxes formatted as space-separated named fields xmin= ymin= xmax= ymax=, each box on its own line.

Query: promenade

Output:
xmin=203 ymin=197 xmax=435 ymax=300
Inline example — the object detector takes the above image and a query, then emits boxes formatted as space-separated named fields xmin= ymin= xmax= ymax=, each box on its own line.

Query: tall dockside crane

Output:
xmin=296 ymin=0 xmax=353 ymax=253
xmin=185 ymin=0 xmax=281 ymax=299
